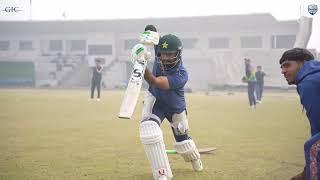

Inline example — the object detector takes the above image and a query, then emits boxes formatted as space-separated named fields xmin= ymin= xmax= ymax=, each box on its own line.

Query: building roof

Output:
xmin=0 ymin=13 xmax=298 ymax=35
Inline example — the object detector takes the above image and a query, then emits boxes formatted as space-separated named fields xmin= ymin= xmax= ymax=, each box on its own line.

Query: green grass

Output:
xmin=0 ymin=89 xmax=309 ymax=180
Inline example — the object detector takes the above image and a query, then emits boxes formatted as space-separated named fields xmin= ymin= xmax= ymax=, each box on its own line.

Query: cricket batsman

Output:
xmin=133 ymin=25 xmax=203 ymax=180
xmin=279 ymin=48 xmax=320 ymax=180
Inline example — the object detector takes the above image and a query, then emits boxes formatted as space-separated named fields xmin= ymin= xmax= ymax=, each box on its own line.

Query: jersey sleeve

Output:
xmin=167 ymin=69 xmax=188 ymax=90
xmin=298 ymin=82 xmax=320 ymax=136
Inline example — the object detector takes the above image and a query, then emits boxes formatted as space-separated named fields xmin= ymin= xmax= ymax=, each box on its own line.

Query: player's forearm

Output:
xmin=144 ymin=68 xmax=156 ymax=85
xmin=144 ymin=69 xmax=169 ymax=90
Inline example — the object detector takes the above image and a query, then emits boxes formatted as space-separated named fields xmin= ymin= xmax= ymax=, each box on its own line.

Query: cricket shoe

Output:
xmin=191 ymin=159 xmax=203 ymax=171
xmin=96 ymin=98 xmax=101 ymax=102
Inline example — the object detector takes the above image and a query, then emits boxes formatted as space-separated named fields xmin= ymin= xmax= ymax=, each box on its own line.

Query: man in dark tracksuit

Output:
xmin=280 ymin=48 xmax=320 ymax=180
xmin=255 ymin=65 xmax=266 ymax=103
xmin=90 ymin=60 xmax=103 ymax=101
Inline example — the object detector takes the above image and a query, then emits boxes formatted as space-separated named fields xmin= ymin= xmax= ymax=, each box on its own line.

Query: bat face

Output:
xmin=166 ymin=147 xmax=217 ymax=154
xmin=198 ymin=147 xmax=217 ymax=154
xmin=118 ymin=60 xmax=148 ymax=119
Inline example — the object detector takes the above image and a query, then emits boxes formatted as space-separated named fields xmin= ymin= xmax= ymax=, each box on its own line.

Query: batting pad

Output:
xmin=174 ymin=139 xmax=200 ymax=162
xmin=140 ymin=121 xmax=173 ymax=179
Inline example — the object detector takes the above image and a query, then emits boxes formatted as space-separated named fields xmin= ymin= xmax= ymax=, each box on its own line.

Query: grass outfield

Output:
xmin=0 ymin=89 xmax=309 ymax=180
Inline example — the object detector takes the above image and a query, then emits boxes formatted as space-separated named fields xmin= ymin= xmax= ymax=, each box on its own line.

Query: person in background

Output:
xmin=255 ymin=65 xmax=266 ymax=103
xmin=90 ymin=59 xmax=103 ymax=101
xmin=242 ymin=58 xmax=257 ymax=108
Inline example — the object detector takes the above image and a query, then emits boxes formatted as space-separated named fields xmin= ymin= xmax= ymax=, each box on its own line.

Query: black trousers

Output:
xmin=91 ymin=79 xmax=101 ymax=99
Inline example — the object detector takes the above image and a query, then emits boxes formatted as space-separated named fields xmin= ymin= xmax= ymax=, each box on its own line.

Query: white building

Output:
xmin=0 ymin=13 xmax=314 ymax=90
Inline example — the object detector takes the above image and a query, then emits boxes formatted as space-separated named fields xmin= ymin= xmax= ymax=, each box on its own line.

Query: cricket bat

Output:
xmin=118 ymin=59 xmax=148 ymax=119
xmin=118 ymin=30 xmax=159 ymax=119
xmin=166 ymin=147 xmax=217 ymax=155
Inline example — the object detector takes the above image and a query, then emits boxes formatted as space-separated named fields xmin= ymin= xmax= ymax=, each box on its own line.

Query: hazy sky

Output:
xmin=1 ymin=0 xmax=316 ymax=20
xmin=28 ymin=0 xmax=306 ymax=20
xmin=0 ymin=0 xmax=319 ymax=50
